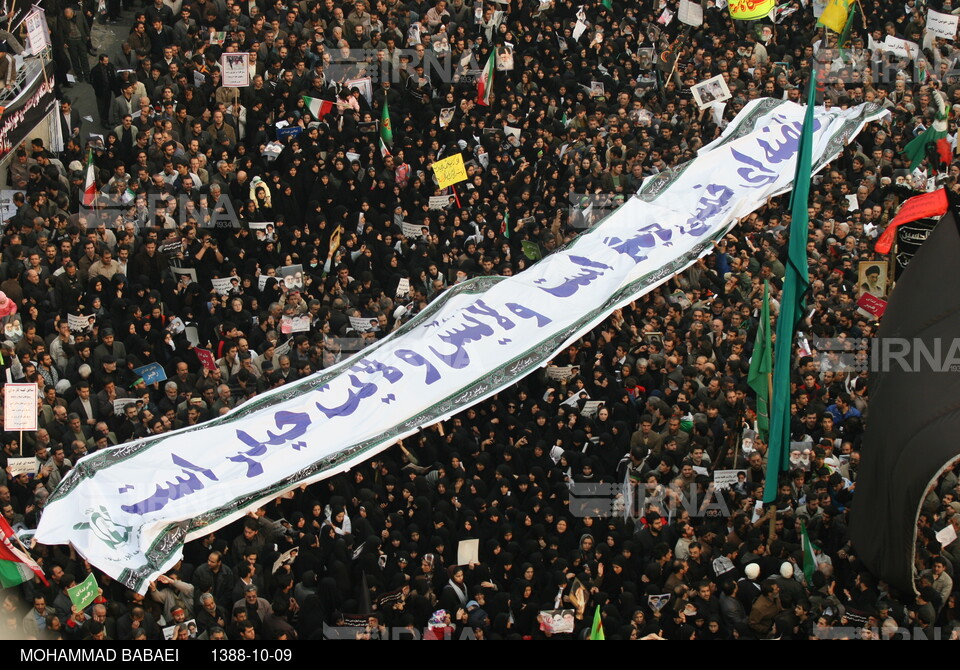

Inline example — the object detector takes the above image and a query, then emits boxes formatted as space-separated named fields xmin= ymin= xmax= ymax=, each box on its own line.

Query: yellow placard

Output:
xmin=729 ymin=0 xmax=775 ymax=20
xmin=434 ymin=154 xmax=468 ymax=190
xmin=817 ymin=0 xmax=849 ymax=33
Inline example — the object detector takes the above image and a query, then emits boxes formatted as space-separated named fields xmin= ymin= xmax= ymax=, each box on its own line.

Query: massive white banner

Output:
xmin=36 ymin=99 xmax=887 ymax=592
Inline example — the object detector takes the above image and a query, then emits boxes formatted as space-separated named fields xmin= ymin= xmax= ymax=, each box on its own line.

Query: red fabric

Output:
xmin=937 ymin=139 xmax=953 ymax=166
xmin=875 ymin=189 xmax=948 ymax=254
xmin=424 ymin=625 xmax=455 ymax=640
xmin=0 ymin=516 xmax=49 ymax=585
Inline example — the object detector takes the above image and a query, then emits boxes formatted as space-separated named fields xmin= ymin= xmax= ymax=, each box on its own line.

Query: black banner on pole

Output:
xmin=893 ymin=217 xmax=938 ymax=280
xmin=0 ymin=61 xmax=55 ymax=158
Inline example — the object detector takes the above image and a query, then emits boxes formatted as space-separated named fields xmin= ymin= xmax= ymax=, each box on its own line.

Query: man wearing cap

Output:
xmin=234 ymin=584 xmax=272 ymax=637
xmin=93 ymin=327 xmax=127 ymax=369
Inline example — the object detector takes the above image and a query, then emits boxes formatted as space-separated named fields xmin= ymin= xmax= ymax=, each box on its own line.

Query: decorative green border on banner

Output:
xmin=42 ymin=99 xmax=889 ymax=591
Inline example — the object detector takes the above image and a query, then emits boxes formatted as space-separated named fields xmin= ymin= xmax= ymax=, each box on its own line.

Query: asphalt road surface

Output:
xmin=59 ymin=11 xmax=131 ymax=142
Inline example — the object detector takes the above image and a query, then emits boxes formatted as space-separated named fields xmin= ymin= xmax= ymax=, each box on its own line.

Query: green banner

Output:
xmin=67 ymin=572 xmax=99 ymax=612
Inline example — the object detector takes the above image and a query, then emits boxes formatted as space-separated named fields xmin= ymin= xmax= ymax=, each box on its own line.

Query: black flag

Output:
xmin=851 ymin=194 xmax=960 ymax=596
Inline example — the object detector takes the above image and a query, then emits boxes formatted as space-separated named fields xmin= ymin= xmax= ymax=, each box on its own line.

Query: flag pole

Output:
xmin=764 ymin=338 xmax=779 ymax=547
xmin=767 ymin=359 xmax=777 ymax=548
xmin=855 ymin=0 xmax=867 ymax=28
xmin=767 ymin=472 xmax=776 ymax=545
xmin=665 ymin=29 xmax=688 ymax=86
xmin=766 ymin=371 xmax=773 ymax=445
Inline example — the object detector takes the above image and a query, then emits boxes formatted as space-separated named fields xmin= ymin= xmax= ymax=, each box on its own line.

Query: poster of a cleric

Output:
xmin=220 ymin=52 xmax=250 ymax=87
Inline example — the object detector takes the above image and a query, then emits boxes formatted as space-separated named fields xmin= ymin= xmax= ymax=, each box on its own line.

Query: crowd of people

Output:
xmin=0 ymin=0 xmax=958 ymax=642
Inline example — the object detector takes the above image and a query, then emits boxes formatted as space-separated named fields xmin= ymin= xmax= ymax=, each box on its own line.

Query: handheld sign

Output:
xmin=134 ymin=363 xmax=167 ymax=385
xmin=67 ymin=573 xmax=99 ymax=612
xmin=434 ymin=154 xmax=468 ymax=189
xmin=220 ymin=52 xmax=250 ymax=87
xmin=195 ymin=348 xmax=217 ymax=371
xmin=4 ymin=384 xmax=37 ymax=431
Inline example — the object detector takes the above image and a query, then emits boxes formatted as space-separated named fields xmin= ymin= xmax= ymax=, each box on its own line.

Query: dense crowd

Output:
xmin=0 ymin=0 xmax=958 ymax=642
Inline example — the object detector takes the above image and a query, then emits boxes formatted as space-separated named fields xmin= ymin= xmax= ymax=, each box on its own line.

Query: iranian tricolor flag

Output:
xmin=302 ymin=95 xmax=334 ymax=119
xmin=0 ymin=516 xmax=48 ymax=588
xmin=477 ymin=51 xmax=495 ymax=107
xmin=379 ymin=136 xmax=391 ymax=158
xmin=82 ymin=150 xmax=97 ymax=208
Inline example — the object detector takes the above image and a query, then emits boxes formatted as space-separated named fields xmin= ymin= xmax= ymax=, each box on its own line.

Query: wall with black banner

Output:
xmin=0 ymin=58 xmax=56 ymax=189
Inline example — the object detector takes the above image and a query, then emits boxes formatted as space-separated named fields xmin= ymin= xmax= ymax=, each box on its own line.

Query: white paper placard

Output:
xmin=883 ymin=36 xmax=919 ymax=59
xmin=457 ymin=538 xmax=480 ymax=565
xmin=220 ymin=52 xmax=250 ymax=87
xmin=678 ymin=0 xmax=703 ymax=26
xmin=927 ymin=10 xmax=958 ymax=39
xmin=8 ymin=456 xmax=37 ymax=476
xmin=4 ymin=383 xmax=37 ymax=431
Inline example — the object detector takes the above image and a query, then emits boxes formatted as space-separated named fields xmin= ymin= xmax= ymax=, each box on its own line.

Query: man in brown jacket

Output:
xmin=749 ymin=581 xmax=783 ymax=637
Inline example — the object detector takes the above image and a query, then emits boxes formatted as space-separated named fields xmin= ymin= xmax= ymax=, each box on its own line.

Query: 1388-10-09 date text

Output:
xmin=211 ymin=648 xmax=295 ymax=662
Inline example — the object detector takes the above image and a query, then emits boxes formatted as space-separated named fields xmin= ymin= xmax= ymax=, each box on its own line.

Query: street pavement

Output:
xmin=59 ymin=12 xmax=131 ymax=140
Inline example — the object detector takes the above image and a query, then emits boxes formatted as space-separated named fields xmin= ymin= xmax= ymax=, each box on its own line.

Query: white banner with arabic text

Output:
xmin=36 ymin=99 xmax=887 ymax=591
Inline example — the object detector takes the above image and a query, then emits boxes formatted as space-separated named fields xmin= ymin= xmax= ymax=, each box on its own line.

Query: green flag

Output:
xmin=800 ymin=520 xmax=821 ymax=584
xmin=601 ymin=0 xmax=613 ymax=10
xmin=589 ymin=604 xmax=605 ymax=640
xmin=764 ymin=71 xmax=815 ymax=504
xmin=381 ymin=94 xmax=393 ymax=146
xmin=521 ymin=240 xmax=541 ymax=261
xmin=838 ymin=2 xmax=857 ymax=47
xmin=747 ymin=281 xmax=772 ymax=440
xmin=68 ymin=572 xmax=99 ymax=612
